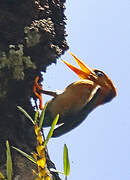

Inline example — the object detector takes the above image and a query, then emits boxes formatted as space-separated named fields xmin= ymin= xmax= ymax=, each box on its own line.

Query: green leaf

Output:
xmin=12 ymin=146 xmax=36 ymax=164
xmin=17 ymin=106 xmax=35 ymax=125
xmin=63 ymin=144 xmax=70 ymax=177
xmin=6 ymin=141 xmax=12 ymax=180
xmin=43 ymin=114 xmax=59 ymax=147
xmin=39 ymin=103 xmax=48 ymax=129
xmin=34 ymin=110 xmax=39 ymax=124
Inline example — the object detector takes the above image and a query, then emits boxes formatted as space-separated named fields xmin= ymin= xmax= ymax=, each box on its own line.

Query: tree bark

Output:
xmin=0 ymin=0 xmax=68 ymax=179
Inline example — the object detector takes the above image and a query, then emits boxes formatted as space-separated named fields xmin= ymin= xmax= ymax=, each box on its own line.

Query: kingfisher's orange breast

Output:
xmin=46 ymin=79 xmax=98 ymax=118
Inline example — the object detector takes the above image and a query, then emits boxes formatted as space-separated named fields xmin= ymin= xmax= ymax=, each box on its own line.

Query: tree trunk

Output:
xmin=0 ymin=0 xmax=68 ymax=179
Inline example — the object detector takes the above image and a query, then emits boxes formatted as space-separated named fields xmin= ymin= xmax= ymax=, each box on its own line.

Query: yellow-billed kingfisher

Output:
xmin=33 ymin=53 xmax=117 ymax=137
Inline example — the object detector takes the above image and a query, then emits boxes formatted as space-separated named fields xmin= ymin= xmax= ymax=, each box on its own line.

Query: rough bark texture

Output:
xmin=0 ymin=0 xmax=68 ymax=179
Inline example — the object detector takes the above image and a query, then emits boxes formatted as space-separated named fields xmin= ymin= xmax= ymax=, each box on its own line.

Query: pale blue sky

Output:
xmin=42 ymin=0 xmax=130 ymax=179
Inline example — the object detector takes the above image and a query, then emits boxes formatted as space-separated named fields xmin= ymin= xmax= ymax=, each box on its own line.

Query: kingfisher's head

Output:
xmin=62 ymin=53 xmax=117 ymax=104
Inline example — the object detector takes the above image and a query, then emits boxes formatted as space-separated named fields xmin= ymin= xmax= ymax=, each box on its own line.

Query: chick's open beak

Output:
xmin=62 ymin=53 xmax=95 ymax=79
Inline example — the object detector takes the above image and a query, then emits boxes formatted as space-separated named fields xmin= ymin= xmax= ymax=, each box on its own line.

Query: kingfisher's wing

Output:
xmin=52 ymin=85 xmax=101 ymax=137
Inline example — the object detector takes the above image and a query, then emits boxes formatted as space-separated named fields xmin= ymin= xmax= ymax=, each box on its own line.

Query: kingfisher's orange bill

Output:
xmin=62 ymin=53 xmax=95 ymax=79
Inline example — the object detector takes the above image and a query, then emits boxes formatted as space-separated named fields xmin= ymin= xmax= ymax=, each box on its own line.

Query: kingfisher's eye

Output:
xmin=94 ymin=70 xmax=105 ymax=77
